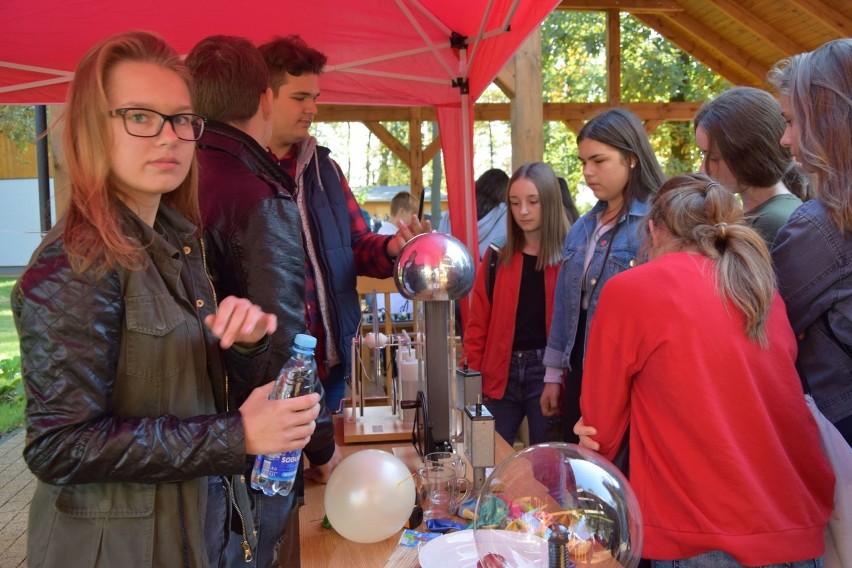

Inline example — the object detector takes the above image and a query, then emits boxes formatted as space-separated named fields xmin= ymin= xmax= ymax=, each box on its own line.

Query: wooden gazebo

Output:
xmin=316 ymin=0 xmax=850 ymax=197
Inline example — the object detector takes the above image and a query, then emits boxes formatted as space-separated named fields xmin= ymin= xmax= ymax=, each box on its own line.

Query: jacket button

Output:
xmin=590 ymin=278 xmax=597 ymax=286
xmin=183 ymin=246 xmax=191 ymax=255
xmin=600 ymin=240 xmax=607 ymax=246
xmin=196 ymin=299 xmax=204 ymax=308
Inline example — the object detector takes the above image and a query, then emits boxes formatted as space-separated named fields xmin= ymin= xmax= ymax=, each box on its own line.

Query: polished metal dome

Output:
xmin=394 ymin=232 xmax=474 ymax=301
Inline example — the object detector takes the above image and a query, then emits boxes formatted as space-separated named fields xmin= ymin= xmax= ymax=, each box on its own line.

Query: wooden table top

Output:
xmin=299 ymin=416 xmax=515 ymax=568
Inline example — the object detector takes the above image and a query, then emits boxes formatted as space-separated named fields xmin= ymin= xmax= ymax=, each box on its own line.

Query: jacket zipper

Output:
xmin=200 ymin=237 xmax=253 ymax=562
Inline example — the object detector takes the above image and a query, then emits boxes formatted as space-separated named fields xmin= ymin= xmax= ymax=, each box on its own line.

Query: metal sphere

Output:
xmin=394 ymin=232 xmax=474 ymax=301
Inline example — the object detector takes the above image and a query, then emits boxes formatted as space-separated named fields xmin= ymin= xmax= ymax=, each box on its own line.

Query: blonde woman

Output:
xmin=577 ymin=173 xmax=833 ymax=567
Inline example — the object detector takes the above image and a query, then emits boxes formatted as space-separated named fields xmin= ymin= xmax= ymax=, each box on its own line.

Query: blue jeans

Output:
xmin=483 ymin=349 xmax=556 ymax=446
xmin=652 ymin=550 xmax=823 ymax=568
xmin=206 ymin=476 xmax=298 ymax=568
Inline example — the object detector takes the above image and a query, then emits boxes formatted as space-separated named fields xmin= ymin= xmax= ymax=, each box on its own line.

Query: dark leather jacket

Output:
xmin=197 ymin=122 xmax=335 ymax=467
xmin=13 ymin=203 xmax=267 ymax=567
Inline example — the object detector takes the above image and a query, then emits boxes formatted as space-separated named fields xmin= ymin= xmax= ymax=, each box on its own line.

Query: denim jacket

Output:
xmin=772 ymin=198 xmax=852 ymax=424
xmin=543 ymin=199 xmax=649 ymax=370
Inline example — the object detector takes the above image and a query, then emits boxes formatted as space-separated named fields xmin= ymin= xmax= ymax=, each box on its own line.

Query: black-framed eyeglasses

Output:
xmin=110 ymin=107 xmax=206 ymax=141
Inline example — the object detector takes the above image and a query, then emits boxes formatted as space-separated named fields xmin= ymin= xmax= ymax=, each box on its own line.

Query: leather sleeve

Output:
xmin=213 ymin=196 xmax=308 ymax=404
xmin=303 ymin=372 xmax=336 ymax=466
xmin=13 ymin=242 xmax=245 ymax=485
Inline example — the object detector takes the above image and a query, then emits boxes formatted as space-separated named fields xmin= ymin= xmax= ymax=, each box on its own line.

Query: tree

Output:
xmin=539 ymin=11 xmax=730 ymax=209
xmin=0 ymin=105 xmax=36 ymax=152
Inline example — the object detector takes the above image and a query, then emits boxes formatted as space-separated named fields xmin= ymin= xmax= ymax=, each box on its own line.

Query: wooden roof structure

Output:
xmin=578 ymin=0 xmax=851 ymax=87
xmin=315 ymin=0 xmax=849 ymax=191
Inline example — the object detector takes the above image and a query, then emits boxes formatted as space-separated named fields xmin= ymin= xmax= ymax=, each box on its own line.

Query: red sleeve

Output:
xmin=462 ymin=248 xmax=493 ymax=373
xmin=579 ymin=278 xmax=636 ymax=461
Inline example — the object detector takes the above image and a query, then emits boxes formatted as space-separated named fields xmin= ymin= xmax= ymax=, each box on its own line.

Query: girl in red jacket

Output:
xmin=463 ymin=162 xmax=568 ymax=446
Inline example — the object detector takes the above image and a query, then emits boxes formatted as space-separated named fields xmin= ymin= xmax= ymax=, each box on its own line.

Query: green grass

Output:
xmin=0 ymin=277 xmax=20 ymax=359
xmin=0 ymin=276 xmax=23 ymax=435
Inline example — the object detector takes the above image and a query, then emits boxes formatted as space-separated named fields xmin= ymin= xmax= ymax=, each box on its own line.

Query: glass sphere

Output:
xmin=472 ymin=443 xmax=642 ymax=568
xmin=394 ymin=231 xmax=474 ymax=301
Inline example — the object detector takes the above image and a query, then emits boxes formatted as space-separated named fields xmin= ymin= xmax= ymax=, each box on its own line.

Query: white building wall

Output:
xmin=0 ymin=178 xmax=55 ymax=269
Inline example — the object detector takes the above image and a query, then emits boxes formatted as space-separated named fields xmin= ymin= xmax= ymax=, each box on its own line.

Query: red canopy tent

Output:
xmin=0 ymin=0 xmax=559 ymax=266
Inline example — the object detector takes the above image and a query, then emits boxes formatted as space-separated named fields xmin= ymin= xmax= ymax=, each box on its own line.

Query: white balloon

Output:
xmin=324 ymin=450 xmax=416 ymax=543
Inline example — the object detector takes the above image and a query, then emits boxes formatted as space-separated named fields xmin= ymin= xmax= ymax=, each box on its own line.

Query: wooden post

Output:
xmin=607 ymin=9 xmax=621 ymax=107
xmin=510 ymin=28 xmax=543 ymax=171
xmin=408 ymin=108 xmax=424 ymax=202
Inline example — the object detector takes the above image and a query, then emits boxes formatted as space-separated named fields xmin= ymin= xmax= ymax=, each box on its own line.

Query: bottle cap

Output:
xmin=294 ymin=333 xmax=318 ymax=349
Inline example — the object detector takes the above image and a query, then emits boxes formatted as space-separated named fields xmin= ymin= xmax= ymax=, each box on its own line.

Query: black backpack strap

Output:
xmin=485 ymin=242 xmax=501 ymax=303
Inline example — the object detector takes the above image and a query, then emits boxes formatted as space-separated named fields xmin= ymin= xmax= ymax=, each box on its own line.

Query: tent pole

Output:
xmin=35 ymin=105 xmax=52 ymax=232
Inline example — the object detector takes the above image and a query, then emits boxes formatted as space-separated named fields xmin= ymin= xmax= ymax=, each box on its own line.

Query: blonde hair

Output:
xmin=502 ymin=162 xmax=568 ymax=270
xmin=647 ymin=173 xmax=776 ymax=346
xmin=769 ymin=39 xmax=852 ymax=233
xmin=62 ymin=30 xmax=200 ymax=275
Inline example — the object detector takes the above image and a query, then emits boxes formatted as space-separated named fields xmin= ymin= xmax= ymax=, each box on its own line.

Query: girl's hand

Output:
xmin=540 ymin=383 xmax=562 ymax=416
xmin=240 ymin=383 xmax=321 ymax=455
xmin=204 ymin=296 xmax=277 ymax=349
xmin=573 ymin=416 xmax=600 ymax=451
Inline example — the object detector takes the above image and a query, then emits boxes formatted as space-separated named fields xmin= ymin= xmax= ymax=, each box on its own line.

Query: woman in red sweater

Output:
xmin=463 ymin=162 xmax=568 ymax=446
xmin=577 ymin=173 xmax=834 ymax=567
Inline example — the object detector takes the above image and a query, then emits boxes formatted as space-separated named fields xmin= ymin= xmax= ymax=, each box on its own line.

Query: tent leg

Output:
xmin=35 ymin=105 xmax=52 ymax=233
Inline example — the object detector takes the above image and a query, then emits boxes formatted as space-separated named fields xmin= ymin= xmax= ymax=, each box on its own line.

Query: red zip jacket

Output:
xmin=463 ymin=249 xmax=561 ymax=399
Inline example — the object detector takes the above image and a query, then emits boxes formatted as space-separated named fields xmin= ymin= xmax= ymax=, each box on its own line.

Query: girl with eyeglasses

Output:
xmin=576 ymin=173 xmax=833 ymax=568
xmin=12 ymin=31 xmax=321 ymax=568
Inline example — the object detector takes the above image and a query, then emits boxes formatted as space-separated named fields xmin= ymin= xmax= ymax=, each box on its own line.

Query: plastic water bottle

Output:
xmin=250 ymin=333 xmax=318 ymax=496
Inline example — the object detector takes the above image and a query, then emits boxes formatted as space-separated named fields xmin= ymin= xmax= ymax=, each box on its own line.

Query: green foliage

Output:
xmin=0 ymin=277 xmax=24 ymax=434
xmin=541 ymin=11 xmax=607 ymax=103
xmin=537 ymin=11 xmax=730 ymax=204
xmin=0 ymin=356 xmax=22 ymax=406
xmin=0 ymin=105 xmax=36 ymax=152
xmin=620 ymin=16 xmax=728 ymax=103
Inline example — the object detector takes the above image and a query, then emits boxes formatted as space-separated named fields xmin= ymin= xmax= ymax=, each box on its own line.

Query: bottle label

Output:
xmin=258 ymin=450 xmax=302 ymax=482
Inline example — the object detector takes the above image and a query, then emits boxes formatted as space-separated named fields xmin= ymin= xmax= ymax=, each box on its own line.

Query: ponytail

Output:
xmin=649 ymin=173 xmax=776 ymax=346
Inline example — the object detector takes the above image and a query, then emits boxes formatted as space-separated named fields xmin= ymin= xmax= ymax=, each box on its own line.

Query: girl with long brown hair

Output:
xmin=464 ymin=162 xmax=567 ymax=445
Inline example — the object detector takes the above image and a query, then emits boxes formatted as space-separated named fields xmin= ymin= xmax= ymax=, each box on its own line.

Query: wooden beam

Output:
xmin=493 ymin=61 xmax=516 ymax=99
xmin=606 ymin=9 xmax=621 ymax=106
xmin=558 ymin=0 xmax=682 ymax=13
xmin=408 ymin=108 xmax=424 ymax=199
xmin=643 ymin=119 xmax=663 ymax=134
xmin=689 ymin=0 xmax=807 ymax=57
xmin=786 ymin=0 xmax=852 ymax=38
xmin=562 ymin=120 xmax=584 ymax=135
xmin=633 ymin=13 xmax=764 ymax=86
xmin=424 ymin=135 xmax=442 ymax=164
xmin=363 ymin=121 xmax=411 ymax=168
xmin=510 ymin=27 xmax=544 ymax=168
xmin=317 ymin=101 xmax=704 ymax=124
